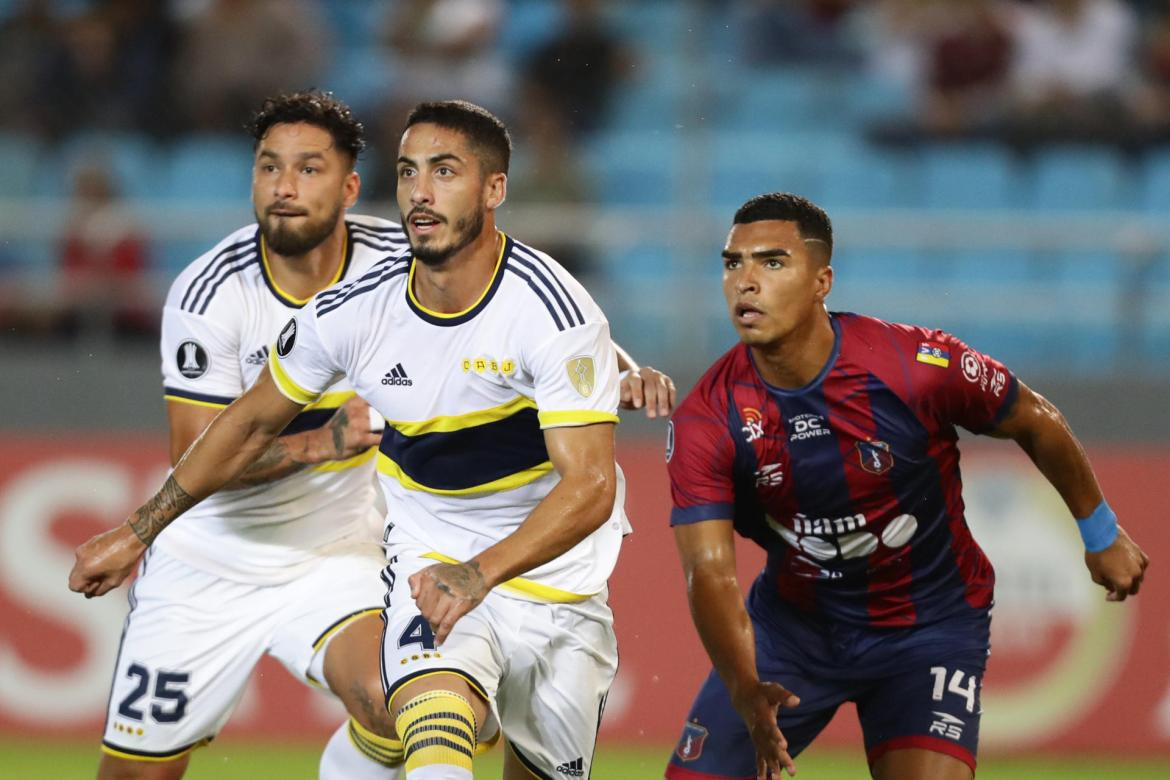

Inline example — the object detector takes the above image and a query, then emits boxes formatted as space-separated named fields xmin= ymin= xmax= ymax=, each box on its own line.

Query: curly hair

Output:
xmin=248 ymin=90 xmax=366 ymax=162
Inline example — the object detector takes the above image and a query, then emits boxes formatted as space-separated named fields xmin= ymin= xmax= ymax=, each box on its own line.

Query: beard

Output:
xmin=406 ymin=206 xmax=485 ymax=267
xmin=257 ymin=201 xmax=342 ymax=256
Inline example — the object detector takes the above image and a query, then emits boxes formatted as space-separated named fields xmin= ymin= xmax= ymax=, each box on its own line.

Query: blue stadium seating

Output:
xmin=163 ymin=135 xmax=254 ymax=202
xmin=582 ymin=131 xmax=681 ymax=205
xmin=0 ymin=133 xmax=41 ymax=198
xmin=918 ymin=145 xmax=1020 ymax=210
xmin=31 ymin=133 xmax=164 ymax=201
xmin=1138 ymin=150 xmax=1170 ymax=213
xmin=1028 ymin=148 xmax=1127 ymax=211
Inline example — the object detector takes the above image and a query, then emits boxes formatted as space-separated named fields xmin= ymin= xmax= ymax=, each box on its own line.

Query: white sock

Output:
xmin=319 ymin=720 xmax=404 ymax=780
xmin=405 ymin=767 xmax=473 ymax=780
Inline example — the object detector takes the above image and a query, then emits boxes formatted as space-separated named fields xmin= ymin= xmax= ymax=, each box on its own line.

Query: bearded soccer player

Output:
xmin=68 ymin=94 xmax=671 ymax=780
xmin=663 ymin=193 xmax=1148 ymax=780
xmin=70 ymin=100 xmax=671 ymax=780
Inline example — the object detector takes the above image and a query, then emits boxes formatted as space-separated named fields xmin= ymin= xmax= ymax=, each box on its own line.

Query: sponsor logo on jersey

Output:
xmin=675 ymin=721 xmax=708 ymax=762
xmin=789 ymin=413 xmax=830 ymax=442
xmin=857 ymin=439 xmax=894 ymax=475
xmin=930 ymin=711 xmax=966 ymax=740
xmin=665 ymin=421 xmax=675 ymax=463
xmin=917 ymin=341 xmax=951 ymax=367
xmin=766 ymin=511 xmax=918 ymax=562
xmin=565 ymin=356 xmax=595 ymax=397
xmin=991 ymin=368 xmax=1007 ymax=397
xmin=276 ymin=318 xmax=297 ymax=357
xmin=244 ymin=346 xmax=269 ymax=366
xmin=381 ymin=363 xmax=413 ymax=386
xmin=755 ymin=463 xmax=784 ymax=487
xmin=460 ymin=356 xmax=516 ymax=376
xmin=555 ymin=757 xmax=585 ymax=777
xmin=176 ymin=340 xmax=209 ymax=379
xmin=741 ymin=407 xmax=765 ymax=443
xmin=960 ymin=350 xmax=983 ymax=384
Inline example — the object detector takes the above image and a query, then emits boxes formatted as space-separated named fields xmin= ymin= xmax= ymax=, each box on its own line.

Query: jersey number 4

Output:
xmin=398 ymin=615 xmax=437 ymax=651
xmin=118 ymin=663 xmax=190 ymax=723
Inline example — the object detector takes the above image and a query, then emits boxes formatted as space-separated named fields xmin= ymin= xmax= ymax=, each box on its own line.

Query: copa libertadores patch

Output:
xmin=176 ymin=340 xmax=209 ymax=379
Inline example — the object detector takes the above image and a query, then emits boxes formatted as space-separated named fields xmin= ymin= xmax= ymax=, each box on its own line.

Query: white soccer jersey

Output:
xmin=159 ymin=214 xmax=407 ymax=584
xmin=269 ymin=231 xmax=627 ymax=601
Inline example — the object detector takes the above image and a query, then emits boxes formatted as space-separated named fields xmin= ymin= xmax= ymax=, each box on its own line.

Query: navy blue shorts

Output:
xmin=665 ymin=579 xmax=990 ymax=779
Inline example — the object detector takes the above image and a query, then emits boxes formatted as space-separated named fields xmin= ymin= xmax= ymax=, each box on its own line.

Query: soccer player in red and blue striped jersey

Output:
xmin=664 ymin=193 xmax=1148 ymax=780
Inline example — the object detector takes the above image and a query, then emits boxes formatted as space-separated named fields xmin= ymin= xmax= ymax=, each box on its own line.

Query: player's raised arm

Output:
xmin=409 ymin=421 xmax=617 ymax=646
xmin=614 ymin=339 xmax=676 ymax=418
xmin=68 ymin=368 xmax=306 ymax=598
xmin=674 ymin=520 xmax=800 ymax=780
xmin=990 ymin=380 xmax=1149 ymax=600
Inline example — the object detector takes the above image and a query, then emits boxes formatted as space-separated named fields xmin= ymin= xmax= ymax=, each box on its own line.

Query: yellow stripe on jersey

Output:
xmin=304 ymin=390 xmax=356 ymax=410
xmin=268 ymin=352 xmax=320 ymax=405
xmin=260 ymin=232 xmax=348 ymax=306
xmin=163 ymin=394 xmax=230 ymax=410
xmin=377 ymin=452 xmax=553 ymax=496
xmin=422 ymin=552 xmax=594 ymax=603
xmin=101 ymin=738 xmax=212 ymax=763
xmin=313 ymin=446 xmax=377 ymax=473
xmin=406 ymin=229 xmax=506 ymax=319
xmin=387 ymin=395 xmax=537 ymax=437
xmin=537 ymin=409 xmax=620 ymax=428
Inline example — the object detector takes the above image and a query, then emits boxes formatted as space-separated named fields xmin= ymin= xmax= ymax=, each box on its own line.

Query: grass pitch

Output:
xmin=3 ymin=740 xmax=1168 ymax=778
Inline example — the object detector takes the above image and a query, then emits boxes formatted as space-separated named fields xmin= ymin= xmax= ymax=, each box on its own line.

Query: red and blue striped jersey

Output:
xmin=668 ymin=313 xmax=1018 ymax=628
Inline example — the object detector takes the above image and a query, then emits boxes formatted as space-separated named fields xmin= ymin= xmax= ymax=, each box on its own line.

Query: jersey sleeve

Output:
xmin=266 ymin=304 xmax=345 ymax=406
xmin=667 ymin=399 xmax=738 ymax=526
xmin=528 ymin=321 xmax=621 ymax=428
xmin=914 ymin=330 xmax=1018 ymax=433
xmin=161 ymin=304 xmax=243 ymax=408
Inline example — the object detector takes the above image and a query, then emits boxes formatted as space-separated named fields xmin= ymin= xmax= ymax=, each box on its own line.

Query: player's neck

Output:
xmin=411 ymin=225 xmax=502 ymax=314
xmin=264 ymin=221 xmax=348 ymax=302
xmin=751 ymin=312 xmax=836 ymax=390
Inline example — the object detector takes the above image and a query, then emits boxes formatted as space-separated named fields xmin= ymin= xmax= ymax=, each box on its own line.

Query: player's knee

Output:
xmin=394 ymin=690 xmax=477 ymax=773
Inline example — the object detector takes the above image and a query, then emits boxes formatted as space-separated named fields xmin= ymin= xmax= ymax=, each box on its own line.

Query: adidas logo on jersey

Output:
xmin=244 ymin=346 xmax=269 ymax=365
xmin=555 ymin=757 xmax=584 ymax=777
xmin=381 ymin=363 xmax=413 ymax=386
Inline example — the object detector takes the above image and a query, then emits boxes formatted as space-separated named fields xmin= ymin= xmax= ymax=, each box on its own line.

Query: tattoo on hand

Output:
xmin=329 ymin=407 xmax=349 ymax=457
xmin=435 ymin=562 xmax=485 ymax=600
xmin=129 ymin=476 xmax=196 ymax=545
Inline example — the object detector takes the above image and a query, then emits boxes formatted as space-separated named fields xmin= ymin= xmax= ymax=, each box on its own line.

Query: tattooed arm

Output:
xmin=68 ymin=368 xmax=338 ymax=597
xmin=167 ymin=395 xmax=379 ymax=489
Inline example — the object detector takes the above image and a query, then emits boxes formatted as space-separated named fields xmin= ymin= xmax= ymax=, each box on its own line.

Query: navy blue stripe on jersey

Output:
xmin=347 ymin=220 xmax=405 ymax=235
xmin=378 ymin=406 xmax=548 ymax=491
xmin=183 ymin=246 xmax=259 ymax=313
xmin=351 ymin=235 xmax=408 ymax=255
xmin=317 ymin=260 xmax=410 ymax=317
xmin=163 ymin=387 xmax=237 ymax=406
xmin=196 ymin=254 xmax=261 ymax=315
xmin=280 ymin=407 xmax=335 ymax=436
xmin=349 ymin=224 xmax=407 ymax=243
xmin=507 ymin=250 xmax=581 ymax=329
xmin=505 ymin=264 xmax=566 ymax=331
xmin=179 ymin=235 xmax=256 ymax=312
xmin=317 ymin=254 xmax=407 ymax=304
xmin=511 ymin=241 xmax=585 ymax=325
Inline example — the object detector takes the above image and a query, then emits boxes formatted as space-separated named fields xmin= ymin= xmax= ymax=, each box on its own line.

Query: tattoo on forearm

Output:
xmin=129 ymin=476 xmax=197 ymax=545
xmin=234 ymin=438 xmax=310 ymax=486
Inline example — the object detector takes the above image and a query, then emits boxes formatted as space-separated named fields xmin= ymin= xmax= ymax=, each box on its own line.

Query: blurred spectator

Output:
xmin=0 ymin=0 xmax=59 ymax=136
xmin=921 ymin=0 xmax=1014 ymax=135
xmin=1130 ymin=1 xmax=1170 ymax=127
xmin=179 ymin=0 xmax=331 ymax=131
xmin=735 ymin=0 xmax=861 ymax=68
xmin=383 ymin=0 xmax=508 ymax=110
xmin=520 ymin=0 xmax=633 ymax=137
xmin=1008 ymin=0 xmax=1138 ymax=125
xmin=506 ymin=110 xmax=596 ymax=279
xmin=57 ymin=163 xmax=155 ymax=339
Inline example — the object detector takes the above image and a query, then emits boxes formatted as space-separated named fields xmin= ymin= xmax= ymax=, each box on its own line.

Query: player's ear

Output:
xmin=485 ymin=172 xmax=506 ymax=210
xmin=343 ymin=169 xmax=361 ymax=209
xmin=814 ymin=263 xmax=833 ymax=302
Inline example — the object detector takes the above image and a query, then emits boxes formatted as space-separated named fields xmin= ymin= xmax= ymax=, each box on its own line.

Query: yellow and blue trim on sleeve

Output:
xmin=268 ymin=350 xmax=321 ymax=406
xmin=537 ymin=409 xmax=620 ymax=428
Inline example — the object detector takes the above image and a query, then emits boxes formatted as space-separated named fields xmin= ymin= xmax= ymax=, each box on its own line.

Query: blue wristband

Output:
xmin=1076 ymin=500 xmax=1118 ymax=553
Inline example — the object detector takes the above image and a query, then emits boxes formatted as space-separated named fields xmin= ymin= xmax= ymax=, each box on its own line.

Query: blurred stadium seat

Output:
xmin=919 ymin=145 xmax=1020 ymax=211
xmin=1029 ymin=148 xmax=1127 ymax=211
xmin=163 ymin=135 xmax=254 ymax=202
xmin=0 ymin=133 xmax=41 ymax=198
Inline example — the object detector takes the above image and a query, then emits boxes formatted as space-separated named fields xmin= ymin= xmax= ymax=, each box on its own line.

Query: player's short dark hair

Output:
xmin=248 ymin=91 xmax=366 ymax=164
xmin=404 ymin=100 xmax=512 ymax=176
xmin=734 ymin=193 xmax=833 ymax=255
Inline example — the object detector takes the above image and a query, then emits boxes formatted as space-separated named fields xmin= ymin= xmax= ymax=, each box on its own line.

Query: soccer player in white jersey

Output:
xmin=70 ymin=97 xmax=674 ymax=780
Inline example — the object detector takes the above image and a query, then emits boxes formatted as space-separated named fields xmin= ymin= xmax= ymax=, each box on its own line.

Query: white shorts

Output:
xmin=102 ymin=543 xmax=387 ymax=761
xmin=381 ymin=542 xmax=618 ymax=778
